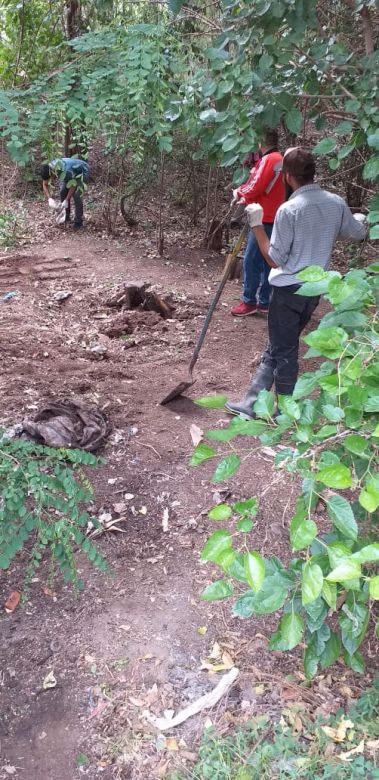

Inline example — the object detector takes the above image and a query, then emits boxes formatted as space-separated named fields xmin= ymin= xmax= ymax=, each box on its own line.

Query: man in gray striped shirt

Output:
xmin=226 ymin=147 xmax=366 ymax=418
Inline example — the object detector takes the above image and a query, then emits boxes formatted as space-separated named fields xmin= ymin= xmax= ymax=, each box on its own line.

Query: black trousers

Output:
xmin=261 ymin=285 xmax=320 ymax=396
xmin=60 ymin=184 xmax=84 ymax=226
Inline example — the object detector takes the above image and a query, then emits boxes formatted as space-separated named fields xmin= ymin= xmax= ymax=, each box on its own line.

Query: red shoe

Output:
xmin=231 ymin=302 xmax=259 ymax=317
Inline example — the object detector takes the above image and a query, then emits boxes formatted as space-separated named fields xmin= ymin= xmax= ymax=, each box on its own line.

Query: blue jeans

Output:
xmin=242 ymin=223 xmax=273 ymax=307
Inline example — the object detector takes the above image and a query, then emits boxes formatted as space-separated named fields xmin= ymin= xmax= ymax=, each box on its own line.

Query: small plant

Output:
xmin=0 ymin=434 xmax=108 ymax=590
xmin=192 ymin=264 xmax=379 ymax=677
xmin=170 ymin=677 xmax=379 ymax=779
xmin=0 ymin=203 xmax=27 ymax=247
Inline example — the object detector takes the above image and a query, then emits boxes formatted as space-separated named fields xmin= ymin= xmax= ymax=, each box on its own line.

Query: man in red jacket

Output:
xmin=231 ymin=129 xmax=285 ymax=316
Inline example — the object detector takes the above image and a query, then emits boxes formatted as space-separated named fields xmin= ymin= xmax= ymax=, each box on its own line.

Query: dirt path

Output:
xmin=0 ymin=225 xmax=337 ymax=780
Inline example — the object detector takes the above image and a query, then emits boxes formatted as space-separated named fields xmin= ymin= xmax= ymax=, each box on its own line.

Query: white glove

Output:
xmin=353 ymin=213 xmax=366 ymax=225
xmin=245 ymin=203 xmax=264 ymax=228
xmin=231 ymin=189 xmax=245 ymax=206
xmin=55 ymin=207 xmax=66 ymax=225
xmin=48 ymin=197 xmax=60 ymax=210
xmin=61 ymin=198 xmax=69 ymax=209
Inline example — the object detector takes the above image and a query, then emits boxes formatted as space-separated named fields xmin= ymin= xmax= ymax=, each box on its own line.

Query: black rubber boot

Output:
xmin=225 ymin=363 xmax=274 ymax=419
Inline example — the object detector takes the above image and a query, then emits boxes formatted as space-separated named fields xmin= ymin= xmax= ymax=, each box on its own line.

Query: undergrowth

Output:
xmin=0 ymin=434 xmax=108 ymax=590
xmin=0 ymin=202 xmax=27 ymax=247
xmin=170 ymin=677 xmax=379 ymax=780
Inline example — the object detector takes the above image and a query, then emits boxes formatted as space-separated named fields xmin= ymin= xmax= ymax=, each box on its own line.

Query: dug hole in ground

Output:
xmin=0 ymin=199 xmax=373 ymax=780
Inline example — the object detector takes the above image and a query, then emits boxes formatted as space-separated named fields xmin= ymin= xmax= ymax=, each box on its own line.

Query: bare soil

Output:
xmin=0 ymin=207 xmax=374 ymax=780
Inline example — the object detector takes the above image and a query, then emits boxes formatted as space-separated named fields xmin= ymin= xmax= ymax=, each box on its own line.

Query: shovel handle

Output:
xmin=188 ymin=223 xmax=249 ymax=375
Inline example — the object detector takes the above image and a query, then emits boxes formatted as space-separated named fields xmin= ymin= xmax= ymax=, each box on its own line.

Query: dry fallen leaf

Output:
xmin=4 ymin=591 xmax=21 ymax=613
xmin=189 ymin=424 xmax=203 ymax=447
xmin=209 ymin=641 xmax=222 ymax=660
xmin=162 ymin=508 xmax=169 ymax=533
xmin=43 ymin=671 xmax=57 ymax=690
xmin=322 ymin=718 xmax=354 ymax=743
xmin=197 ymin=626 xmax=208 ymax=636
xmin=339 ymin=740 xmax=364 ymax=762
xmin=165 ymin=738 xmax=179 ymax=751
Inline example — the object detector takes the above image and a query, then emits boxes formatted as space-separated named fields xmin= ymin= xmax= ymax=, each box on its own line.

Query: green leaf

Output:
xmin=259 ymin=53 xmax=274 ymax=70
xmin=327 ymin=560 xmax=361 ymax=582
xmin=229 ymin=418 xmax=268 ymax=436
xmin=359 ymin=482 xmax=379 ymax=513
xmin=253 ymin=389 xmax=275 ymax=419
xmin=302 ymin=561 xmax=323 ymax=605
xmin=293 ymin=373 xmax=319 ymax=399
xmin=278 ymin=396 xmax=301 ymax=420
xmin=199 ymin=108 xmax=218 ymax=123
xmin=208 ymin=504 xmax=232 ymax=521
xmin=352 ymin=543 xmax=379 ymax=564
xmin=289 ymin=500 xmax=317 ymax=551
xmin=326 ymin=495 xmax=357 ymax=541
xmin=76 ymin=754 xmax=90 ymax=767
xmin=244 ymin=551 xmax=265 ymax=593
xmin=319 ymin=632 xmax=341 ymax=670
xmin=303 ymin=326 xmax=348 ymax=358
xmin=316 ymin=464 xmax=352 ymax=489
xmin=285 ymin=107 xmax=303 ymax=134
xmin=313 ymin=138 xmax=337 ymax=155
xmin=191 ymin=443 xmax=215 ymax=466
xmin=322 ymin=580 xmax=337 ymax=611
xmin=232 ymin=590 xmax=256 ymax=618
xmin=327 ymin=541 xmax=352 ymax=569
xmin=304 ymin=645 xmax=319 ymax=679
xmin=279 ymin=612 xmax=304 ymax=650
xmin=206 ymin=427 xmax=236 ymax=442
xmin=369 ymin=576 xmax=379 ymax=600
xmin=212 ymin=454 xmax=241 ymax=483
xmin=236 ymin=518 xmax=254 ymax=532
xmin=340 ymin=601 xmax=369 ymax=656
xmin=335 ymin=121 xmax=353 ymax=135
xmin=363 ymin=156 xmax=379 ymax=181
xmin=216 ymin=549 xmax=237 ymax=573
xmin=329 ymin=158 xmax=340 ymax=171
xmin=343 ymin=649 xmax=365 ymax=674
xmin=251 ymin=575 xmax=289 ymax=614
xmin=194 ymin=394 xmax=227 ymax=408
xmin=369 ymin=225 xmax=379 ymax=240
xmin=201 ymin=579 xmax=233 ymax=601
xmin=322 ymin=404 xmax=344 ymax=422
xmin=200 ymin=530 xmax=232 ymax=562
xmin=296 ymin=266 xmax=329 ymax=283
xmin=233 ymin=497 xmax=258 ymax=516
xmin=343 ymin=434 xmax=368 ymax=456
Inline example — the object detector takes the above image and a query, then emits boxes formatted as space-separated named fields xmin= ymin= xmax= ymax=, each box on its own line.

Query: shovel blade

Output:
xmin=160 ymin=379 xmax=195 ymax=405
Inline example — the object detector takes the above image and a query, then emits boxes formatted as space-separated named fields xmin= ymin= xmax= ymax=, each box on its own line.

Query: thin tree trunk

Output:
xmin=12 ymin=0 xmax=26 ymax=87
xmin=361 ymin=6 xmax=375 ymax=55
xmin=156 ymin=152 xmax=165 ymax=256
xmin=204 ymin=165 xmax=212 ymax=239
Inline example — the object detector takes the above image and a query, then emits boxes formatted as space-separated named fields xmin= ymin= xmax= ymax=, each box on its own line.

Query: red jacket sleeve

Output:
xmin=237 ymin=155 xmax=277 ymax=203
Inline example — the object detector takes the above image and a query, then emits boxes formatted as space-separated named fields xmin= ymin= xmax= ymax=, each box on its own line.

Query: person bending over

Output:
xmin=41 ymin=157 xmax=90 ymax=229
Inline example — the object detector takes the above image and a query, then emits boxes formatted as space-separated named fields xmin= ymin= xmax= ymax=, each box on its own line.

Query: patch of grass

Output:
xmin=170 ymin=678 xmax=379 ymax=780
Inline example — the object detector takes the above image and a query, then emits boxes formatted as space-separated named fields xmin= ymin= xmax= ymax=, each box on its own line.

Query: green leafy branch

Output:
xmin=0 ymin=436 xmax=108 ymax=591
xmin=192 ymin=263 xmax=379 ymax=677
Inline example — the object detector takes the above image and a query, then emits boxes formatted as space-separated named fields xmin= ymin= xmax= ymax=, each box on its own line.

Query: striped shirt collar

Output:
xmin=288 ymin=183 xmax=320 ymax=200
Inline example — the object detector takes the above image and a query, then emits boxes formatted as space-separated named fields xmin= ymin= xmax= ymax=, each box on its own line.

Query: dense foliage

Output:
xmin=192 ymin=264 xmax=378 ymax=676
xmin=0 ymin=1 xmax=378 ymax=235
xmin=0 ymin=435 xmax=107 ymax=589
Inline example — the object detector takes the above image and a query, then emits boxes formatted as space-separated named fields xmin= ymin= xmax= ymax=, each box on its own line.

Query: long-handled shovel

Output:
xmin=160 ymin=223 xmax=248 ymax=405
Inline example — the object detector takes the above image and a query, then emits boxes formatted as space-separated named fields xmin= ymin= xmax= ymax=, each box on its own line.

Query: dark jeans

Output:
xmin=60 ymin=184 xmax=84 ymax=226
xmin=261 ymin=285 xmax=320 ymax=395
xmin=242 ymin=223 xmax=273 ymax=307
